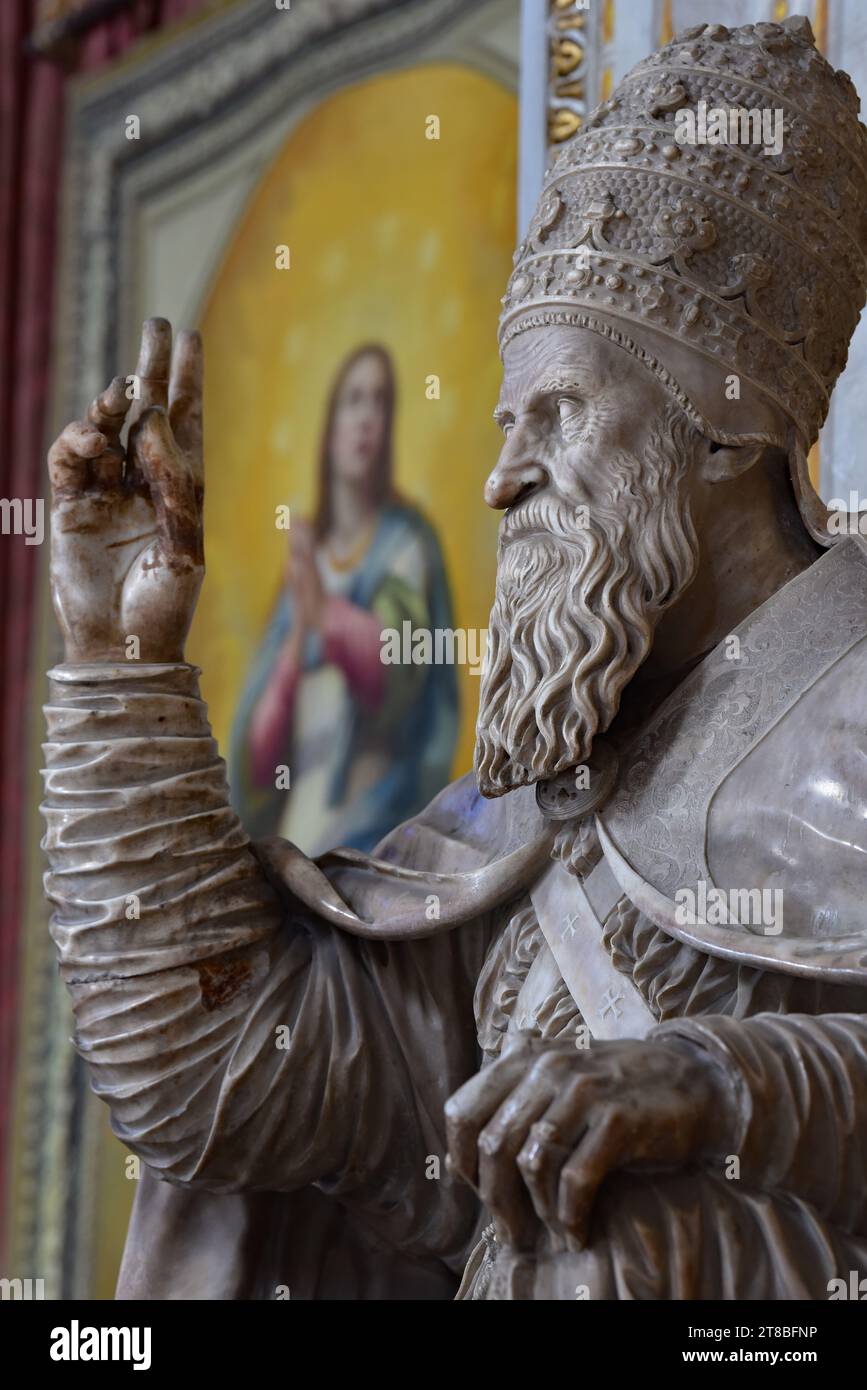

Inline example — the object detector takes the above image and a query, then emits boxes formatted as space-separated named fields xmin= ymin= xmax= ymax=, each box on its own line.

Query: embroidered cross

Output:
xmin=599 ymin=988 xmax=623 ymax=1021
xmin=561 ymin=912 xmax=580 ymax=940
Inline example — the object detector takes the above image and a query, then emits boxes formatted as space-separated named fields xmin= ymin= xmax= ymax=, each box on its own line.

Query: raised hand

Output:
xmin=444 ymin=1033 xmax=739 ymax=1252
xmin=48 ymin=317 xmax=204 ymax=664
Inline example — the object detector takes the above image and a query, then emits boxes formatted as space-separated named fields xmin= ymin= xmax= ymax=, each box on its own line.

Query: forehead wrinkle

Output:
xmin=501 ymin=366 xmax=605 ymax=419
xmin=534 ymin=372 xmax=593 ymax=397
xmin=499 ymin=330 xmax=615 ymax=412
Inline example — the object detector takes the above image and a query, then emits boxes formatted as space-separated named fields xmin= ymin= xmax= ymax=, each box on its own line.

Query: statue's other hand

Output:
xmin=47 ymin=317 xmax=204 ymax=664
xmin=444 ymin=1034 xmax=738 ymax=1253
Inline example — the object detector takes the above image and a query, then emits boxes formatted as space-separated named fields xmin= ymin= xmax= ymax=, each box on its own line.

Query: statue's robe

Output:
xmin=41 ymin=538 xmax=867 ymax=1299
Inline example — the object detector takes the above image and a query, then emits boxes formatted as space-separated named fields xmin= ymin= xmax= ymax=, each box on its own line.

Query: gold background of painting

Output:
xmin=188 ymin=63 xmax=517 ymax=781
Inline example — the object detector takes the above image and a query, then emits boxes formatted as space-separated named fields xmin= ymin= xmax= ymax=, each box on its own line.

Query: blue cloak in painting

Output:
xmin=228 ymin=501 xmax=459 ymax=853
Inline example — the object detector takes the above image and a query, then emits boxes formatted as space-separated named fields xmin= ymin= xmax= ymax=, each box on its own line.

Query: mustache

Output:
xmin=496 ymin=504 xmax=633 ymax=628
xmin=499 ymin=494 xmax=591 ymax=547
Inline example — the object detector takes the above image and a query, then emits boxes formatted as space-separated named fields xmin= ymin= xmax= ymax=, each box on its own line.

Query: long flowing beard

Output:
xmin=474 ymin=406 xmax=702 ymax=797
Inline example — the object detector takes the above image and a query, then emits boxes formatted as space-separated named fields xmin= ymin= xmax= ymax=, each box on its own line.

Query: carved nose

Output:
xmin=483 ymin=444 xmax=548 ymax=510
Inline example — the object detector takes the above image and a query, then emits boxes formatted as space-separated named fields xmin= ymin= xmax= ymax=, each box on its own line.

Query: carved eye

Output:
xmin=497 ymin=413 xmax=515 ymax=438
xmin=557 ymin=396 xmax=584 ymax=434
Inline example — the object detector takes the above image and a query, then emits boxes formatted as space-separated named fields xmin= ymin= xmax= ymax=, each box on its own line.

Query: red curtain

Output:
xmin=0 ymin=0 xmax=205 ymax=1270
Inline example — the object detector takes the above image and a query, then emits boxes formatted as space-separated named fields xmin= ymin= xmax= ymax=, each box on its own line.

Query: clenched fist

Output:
xmin=48 ymin=317 xmax=204 ymax=664
xmin=445 ymin=1033 xmax=738 ymax=1252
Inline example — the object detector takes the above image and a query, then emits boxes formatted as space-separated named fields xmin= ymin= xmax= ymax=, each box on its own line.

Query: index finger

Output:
xmin=47 ymin=421 xmax=107 ymax=495
xmin=87 ymin=376 xmax=133 ymax=442
xmin=127 ymin=317 xmax=172 ymax=431
xmin=444 ymin=1056 xmax=525 ymax=1190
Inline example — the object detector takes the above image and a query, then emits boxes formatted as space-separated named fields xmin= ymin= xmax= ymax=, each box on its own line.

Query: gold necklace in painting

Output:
xmin=326 ymin=518 xmax=377 ymax=573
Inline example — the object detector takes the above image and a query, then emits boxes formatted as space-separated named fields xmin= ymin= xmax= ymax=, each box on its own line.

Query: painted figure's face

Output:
xmin=475 ymin=326 xmax=704 ymax=797
xmin=330 ymin=352 xmax=390 ymax=484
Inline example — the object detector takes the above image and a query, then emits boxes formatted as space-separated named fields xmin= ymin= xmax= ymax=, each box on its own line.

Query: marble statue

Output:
xmin=42 ymin=16 xmax=867 ymax=1299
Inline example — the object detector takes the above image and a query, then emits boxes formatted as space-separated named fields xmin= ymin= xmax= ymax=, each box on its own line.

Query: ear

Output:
xmin=699 ymin=437 xmax=767 ymax=483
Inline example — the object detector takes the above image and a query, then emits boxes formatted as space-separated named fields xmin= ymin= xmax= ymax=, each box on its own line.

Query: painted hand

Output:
xmin=288 ymin=520 xmax=325 ymax=630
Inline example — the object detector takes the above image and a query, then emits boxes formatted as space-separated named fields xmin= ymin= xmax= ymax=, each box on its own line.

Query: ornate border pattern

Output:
xmin=546 ymin=0 xmax=588 ymax=146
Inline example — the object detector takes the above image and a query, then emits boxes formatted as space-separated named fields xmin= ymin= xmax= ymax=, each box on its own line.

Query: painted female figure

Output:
xmin=229 ymin=344 xmax=458 ymax=855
